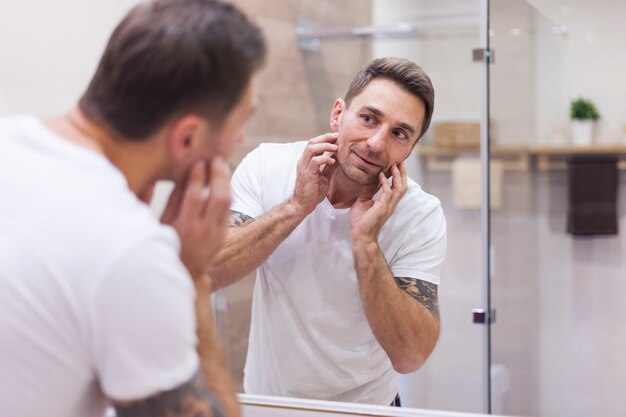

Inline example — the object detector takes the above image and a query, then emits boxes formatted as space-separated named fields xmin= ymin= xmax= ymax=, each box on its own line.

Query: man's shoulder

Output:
xmin=0 ymin=114 xmax=44 ymax=145
xmin=255 ymin=140 xmax=307 ymax=158
xmin=394 ymin=178 xmax=445 ymax=226
xmin=404 ymin=178 xmax=442 ymax=209
xmin=60 ymin=178 xmax=179 ymax=268
xmin=91 ymin=191 xmax=177 ymax=246
xmin=231 ymin=140 xmax=306 ymax=214
xmin=0 ymin=113 xmax=33 ymax=129
xmin=238 ymin=140 xmax=305 ymax=177
xmin=74 ymin=196 xmax=184 ymax=299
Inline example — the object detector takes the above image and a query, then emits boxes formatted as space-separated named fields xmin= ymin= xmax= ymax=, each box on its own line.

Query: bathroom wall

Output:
xmin=528 ymin=0 xmax=626 ymax=143
xmin=225 ymin=0 xmax=372 ymax=165
xmin=0 ymin=1 xmax=133 ymax=117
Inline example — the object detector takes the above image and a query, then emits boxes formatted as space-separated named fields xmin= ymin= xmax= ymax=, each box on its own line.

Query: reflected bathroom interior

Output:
xmin=215 ymin=1 xmax=626 ymax=416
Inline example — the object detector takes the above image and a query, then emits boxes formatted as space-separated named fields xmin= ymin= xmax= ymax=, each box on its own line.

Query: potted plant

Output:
xmin=570 ymin=97 xmax=600 ymax=145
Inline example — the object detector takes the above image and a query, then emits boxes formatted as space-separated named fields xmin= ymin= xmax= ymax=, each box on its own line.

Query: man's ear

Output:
xmin=329 ymin=98 xmax=345 ymax=132
xmin=166 ymin=115 xmax=205 ymax=164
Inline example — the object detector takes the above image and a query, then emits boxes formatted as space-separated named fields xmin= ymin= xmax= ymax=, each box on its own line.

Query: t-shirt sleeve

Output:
xmin=389 ymin=202 xmax=447 ymax=285
xmin=230 ymin=146 xmax=264 ymax=219
xmin=90 ymin=230 xmax=199 ymax=401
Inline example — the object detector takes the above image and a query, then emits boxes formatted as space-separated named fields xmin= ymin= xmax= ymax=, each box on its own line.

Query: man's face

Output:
xmin=204 ymin=78 xmax=257 ymax=161
xmin=169 ymin=78 xmax=257 ymax=184
xmin=331 ymin=78 xmax=425 ymax=185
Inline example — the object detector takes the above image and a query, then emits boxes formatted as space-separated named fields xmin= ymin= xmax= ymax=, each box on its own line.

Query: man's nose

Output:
xmin=366 ymin=129 xmax=386 ymax=153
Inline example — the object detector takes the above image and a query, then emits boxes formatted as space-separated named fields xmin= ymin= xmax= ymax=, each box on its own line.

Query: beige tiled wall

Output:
xmin=225 ymin=0 xmax=372 ymax=168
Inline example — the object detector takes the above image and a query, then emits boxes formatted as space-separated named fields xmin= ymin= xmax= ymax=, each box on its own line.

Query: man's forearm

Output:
xmin=194 ymin=281 xmax=240 ymax=417
xmin=353 ymin=240 xmax=440 ymax=374
xmin=208 ymin=199 xmax=307 ymax=290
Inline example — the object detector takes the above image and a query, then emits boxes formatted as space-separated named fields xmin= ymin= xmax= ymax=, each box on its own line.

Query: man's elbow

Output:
xmin=391 ymin=354 xmax=426 ymax=374
xmin=390 ymin=332 xmax=440 ymax=374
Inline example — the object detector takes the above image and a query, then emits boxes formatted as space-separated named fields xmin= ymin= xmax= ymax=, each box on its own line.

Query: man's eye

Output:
xmin=393 ymin=129 xmax=408 ymax=140
xmin=362 ymin=115 xmax=374 ymax=124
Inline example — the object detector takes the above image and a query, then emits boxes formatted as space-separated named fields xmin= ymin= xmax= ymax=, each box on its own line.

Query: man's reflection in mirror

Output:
xmin=209 ymin=57 xmax=446 ymax=406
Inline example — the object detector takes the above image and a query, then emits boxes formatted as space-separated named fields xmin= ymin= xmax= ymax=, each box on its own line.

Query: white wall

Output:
xmin=372 ymin=0 xmax=482 ymax=129
xmin=0 ymin=1 xmax=139 ymax=118
xmin=372 ymin=0 xmax=626 ymax=147
xmin=527 ymin=0 xmax=626 ymax=143
xmin=490 ymin=0 xmax=537 ymax=146
xmin=533 ymin=12 xmax=566 ymax=144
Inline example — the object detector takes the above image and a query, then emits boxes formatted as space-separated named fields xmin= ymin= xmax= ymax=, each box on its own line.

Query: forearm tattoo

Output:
xmin=114 ymin=370 xmax=224 ymax=417
xmin=394 ymin=277 xmax=440 ymax=324
xmin=229 ymin=210 xmax=254 ymax=227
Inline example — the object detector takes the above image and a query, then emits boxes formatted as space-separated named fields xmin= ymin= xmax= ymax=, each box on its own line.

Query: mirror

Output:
xmin=215 ymin=0 xmax=485 ymax=412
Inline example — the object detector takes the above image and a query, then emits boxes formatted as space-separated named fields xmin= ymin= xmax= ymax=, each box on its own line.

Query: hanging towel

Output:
xmin=567 ymin=155 xmax=618 ymax=236
xmin=452 ymin=157 xmax=503 ymax=210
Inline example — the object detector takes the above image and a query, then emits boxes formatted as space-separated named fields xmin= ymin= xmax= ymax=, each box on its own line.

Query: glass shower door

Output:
xmin=489 ymin=1 xmax=626 ymax=416
xmin=372 ymin=0 xmax=493 ymax=413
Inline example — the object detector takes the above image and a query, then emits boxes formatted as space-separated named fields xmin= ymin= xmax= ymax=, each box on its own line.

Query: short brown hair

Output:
xmin=344 ymin=57 xmax=435 ymax=139
xmin=79 ymin=0 xmax=266 ymax=140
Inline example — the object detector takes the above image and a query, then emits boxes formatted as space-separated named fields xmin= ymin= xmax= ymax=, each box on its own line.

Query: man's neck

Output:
xmin=326 ymin=167 xmax=365 ymax=209
xmin=44 ymin=108 xmax=161 ymax=196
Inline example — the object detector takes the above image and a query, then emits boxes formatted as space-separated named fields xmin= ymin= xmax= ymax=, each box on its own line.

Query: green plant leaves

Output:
xmin=570 ymin=97 xmax=600 ymax=120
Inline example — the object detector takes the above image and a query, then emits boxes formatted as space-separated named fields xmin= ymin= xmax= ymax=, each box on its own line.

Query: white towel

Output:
xmin=451 ymin=157 xmax=503 ymax=209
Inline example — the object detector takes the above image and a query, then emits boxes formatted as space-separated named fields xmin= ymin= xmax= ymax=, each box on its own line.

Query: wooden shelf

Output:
xmin=525 ymin=144 xmax=626 ymax=154
xmin=417 ymin=143 xmax=626 ymax=171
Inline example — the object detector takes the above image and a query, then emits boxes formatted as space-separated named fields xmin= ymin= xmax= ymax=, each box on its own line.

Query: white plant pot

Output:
xmin=571 ymin=120 xmax=594 ymax=146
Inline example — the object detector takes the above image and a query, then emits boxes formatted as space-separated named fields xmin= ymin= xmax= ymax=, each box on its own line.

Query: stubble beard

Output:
xmin=338 ymin=156 xmax=383 ymax=186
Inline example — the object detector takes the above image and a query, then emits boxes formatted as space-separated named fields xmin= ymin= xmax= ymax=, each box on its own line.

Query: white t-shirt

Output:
xmin=0 ymin=115 xmax=199 ymax=417
xmin=231 ymin=141 xmax=446 ymax=405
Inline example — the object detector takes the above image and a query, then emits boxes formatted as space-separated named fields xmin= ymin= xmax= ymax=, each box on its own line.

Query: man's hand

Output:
xmin=161 ymin=157 xmax=232 ymax=281
xmin=290 ymin=133 xmax=338 ymax=216
xmin=350 ymin=161 xmax=408 ymax=243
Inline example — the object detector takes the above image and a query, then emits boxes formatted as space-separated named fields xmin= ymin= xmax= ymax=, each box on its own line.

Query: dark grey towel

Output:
xmin=567 ymin=155 xmax=618 ymax=236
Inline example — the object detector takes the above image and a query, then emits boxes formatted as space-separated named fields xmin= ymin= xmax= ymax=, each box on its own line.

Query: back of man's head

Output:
xmin=344 ymin=57 xmax=435 ymax=139
xmin=79 ymin=0 xmax=266 ymax=140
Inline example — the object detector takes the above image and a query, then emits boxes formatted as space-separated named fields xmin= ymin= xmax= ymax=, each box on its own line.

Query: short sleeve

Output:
xmin=90 ymin=230 xmax=199 ymax=401
xmin=230 ymin=146 xmax=264 ymax=219
xmin=389 ymin=203 xmax=447 ymax=285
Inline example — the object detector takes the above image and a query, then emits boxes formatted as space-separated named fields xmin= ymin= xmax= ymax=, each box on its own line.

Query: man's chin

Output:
xmin=347 ymin=168 xmax=380 ymax=186
xmin=360 ymin=176 xmax=380 ymax=186
xmin=338 ymin=160 xmax=381 ymax=185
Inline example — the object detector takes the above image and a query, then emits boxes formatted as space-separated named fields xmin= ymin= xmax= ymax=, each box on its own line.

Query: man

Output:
xmin=209 ymin=58 xmax=446 ymax=406
xmin=0 ymin=1 xmax=265 ymax=417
